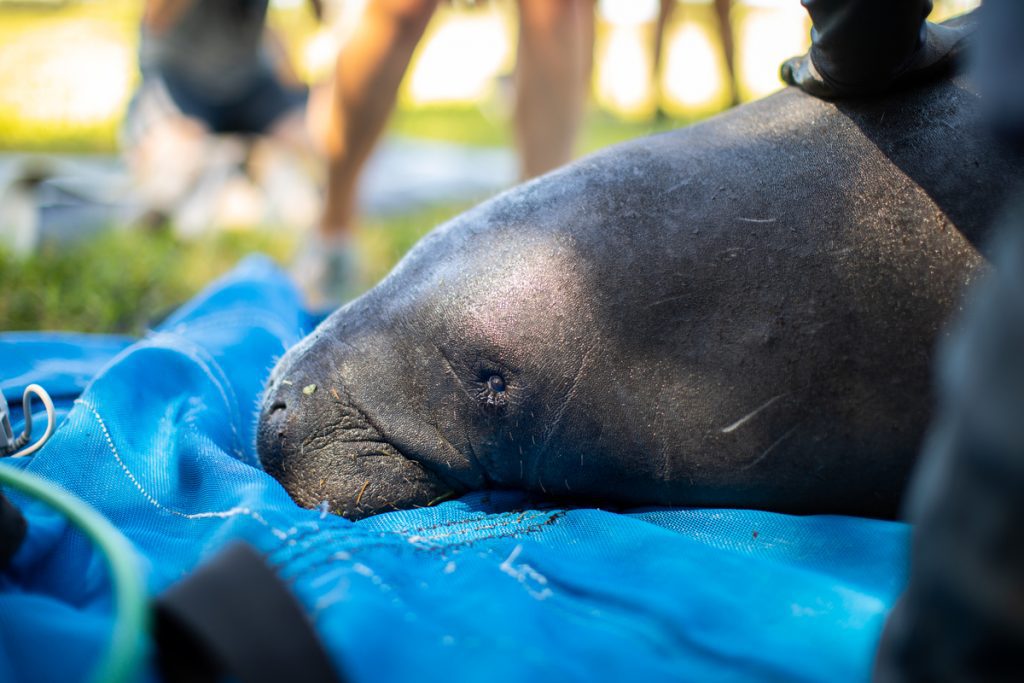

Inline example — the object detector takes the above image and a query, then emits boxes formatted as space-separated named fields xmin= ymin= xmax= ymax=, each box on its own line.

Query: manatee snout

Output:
xmin=256 ymin=343 xmax=459 ymax=520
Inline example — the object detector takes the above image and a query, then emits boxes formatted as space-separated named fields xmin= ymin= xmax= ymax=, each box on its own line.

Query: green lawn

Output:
xmin=1 ymin=226 xmax=293 ymax=334
xmin=0 ymin=96 xmax=692 ymax=335
xmin=0 ymin=102 xmax=693 ymax=335
xmin=0 ymin=202 xmax=473 ymax=334
xmin=390 ymin=105 xmax=692 ymax=155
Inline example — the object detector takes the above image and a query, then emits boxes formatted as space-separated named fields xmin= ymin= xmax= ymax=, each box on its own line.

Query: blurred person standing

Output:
xmin=652 ymin=0 xmax=739 ymax=115
xmin=136 ymin=0 xmax=316 ymax=142
xmin=300 ymin=0 xmax=595 ymax=307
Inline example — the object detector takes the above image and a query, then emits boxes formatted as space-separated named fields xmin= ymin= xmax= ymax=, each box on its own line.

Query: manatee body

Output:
xmin=258 ymin=73 xmax=1024 ymax=520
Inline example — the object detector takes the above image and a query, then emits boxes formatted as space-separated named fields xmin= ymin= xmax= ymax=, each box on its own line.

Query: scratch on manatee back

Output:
xmin=645 ymin=293 xmax=689 ymax=310
xmin=737 ymin=217 xmax=777 ymax=223
xmin=740 ymin=424 xmax=799 ymax=471
xmin=720 ymin=393 xmax=789 ymax=434
xmin=664 ymin=179 xmax=690 ymax=194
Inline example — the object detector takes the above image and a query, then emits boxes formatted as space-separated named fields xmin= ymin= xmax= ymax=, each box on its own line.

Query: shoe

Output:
xmin=291 ymin=233 xmax=362 ymax=311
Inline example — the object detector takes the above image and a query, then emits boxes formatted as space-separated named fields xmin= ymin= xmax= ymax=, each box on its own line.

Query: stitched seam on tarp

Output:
xmin=404 ymin=512 xmax=557 ymax=544
xmin=403 ymin=511 xmax=566 ymax=553
xmin=277 ymin=511 xmax=568 ymax=586
xmin=79 ymin=398 xmax=290 ymax=540
xmin=268 ymin=509 xmax=560 ymax=561
xmin=266 ymin=522 xmax=380 ymax=568
xmin=273 ymin=511 xmax=559 ymax=563
xmin=395 ymin=511 xmax=512 ymax=534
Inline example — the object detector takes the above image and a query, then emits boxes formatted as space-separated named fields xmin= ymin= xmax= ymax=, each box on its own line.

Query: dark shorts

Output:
xmin=154 ymin=65 xmax=308 ymax=135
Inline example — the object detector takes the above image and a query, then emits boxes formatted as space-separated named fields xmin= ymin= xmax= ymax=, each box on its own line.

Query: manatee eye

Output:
xmin=477 ymin=371 xmax=509 ymax=414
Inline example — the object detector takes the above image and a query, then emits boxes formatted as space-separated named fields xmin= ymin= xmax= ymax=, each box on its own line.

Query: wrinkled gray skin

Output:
xmin=258 ymin=71 xmax=1024 ymax=520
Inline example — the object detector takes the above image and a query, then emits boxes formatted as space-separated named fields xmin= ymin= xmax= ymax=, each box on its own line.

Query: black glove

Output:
xmin=781 ymin=18 xmax=975 ymax=99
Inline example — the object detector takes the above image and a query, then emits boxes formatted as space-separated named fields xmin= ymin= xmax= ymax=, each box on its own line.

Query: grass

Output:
xmin=0 ymin=96 xmax=687 ymax=336
xmin=390 ymin=105 xmax=692 ymax=156
xmin=1 ymin=226 xmax=293 ymax=334
xmin=2 ymin=90 xmax=688 ymax=335
xmin=358 ymin=202 xmax=476 ymax=286
xmin=0 ymin=202 xmax=470 ymax=335
xmin=0 ymin=102 xmax=689 ymax=335
xmin=0 ymin=0 xmax=138 ymax=154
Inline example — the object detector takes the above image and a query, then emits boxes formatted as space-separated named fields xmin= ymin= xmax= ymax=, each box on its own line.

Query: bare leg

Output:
xmin=514 ymin=0 xmax=594 ymax=181
xmin=580 ymin=0 xmax=595 ymax=95
xmin=652 ymin=0 xmax=675 ymax=118
xmin=319 ymin=0 xmax=439 ymax=236
xmin=713 ymin=0 xmax=740 ymax=107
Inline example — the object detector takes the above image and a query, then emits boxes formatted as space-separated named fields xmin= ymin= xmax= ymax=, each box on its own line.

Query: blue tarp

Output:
xmin=0 ymin=256 xmax=910 ymax=682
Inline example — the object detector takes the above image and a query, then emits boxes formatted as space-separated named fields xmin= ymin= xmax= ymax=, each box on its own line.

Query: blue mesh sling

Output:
xmin=0 ymin=256 xmax=909 ymax=682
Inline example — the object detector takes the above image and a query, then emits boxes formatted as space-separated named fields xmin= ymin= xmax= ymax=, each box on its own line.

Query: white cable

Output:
xmin=10 ymin=383 xmax=56 ymax=458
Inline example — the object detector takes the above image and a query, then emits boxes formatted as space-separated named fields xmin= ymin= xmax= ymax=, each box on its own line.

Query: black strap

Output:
xmin=0 ymin=490 xmax=27 ymax=569
xmin=154 ymin=541 xmax=342 ymax=683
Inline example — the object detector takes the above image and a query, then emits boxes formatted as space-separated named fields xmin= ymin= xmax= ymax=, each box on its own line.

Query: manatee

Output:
xmin=257 ymin=70 xmax=1024 ymax=520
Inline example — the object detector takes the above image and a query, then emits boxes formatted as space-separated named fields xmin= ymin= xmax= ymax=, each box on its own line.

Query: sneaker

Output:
xmin=291 ymin=233 xmax=361 ymax=311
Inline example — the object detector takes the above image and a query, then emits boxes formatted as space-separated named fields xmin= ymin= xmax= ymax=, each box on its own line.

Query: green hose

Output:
xmin=0 ymin=464 xmax=148 ymax=683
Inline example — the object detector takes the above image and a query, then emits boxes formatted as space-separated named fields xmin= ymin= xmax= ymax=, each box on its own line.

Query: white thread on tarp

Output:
xmin=79 ymin=398 xmax=289 ymax=540
xmin=500 ymin=544 xmax=552 ymax=600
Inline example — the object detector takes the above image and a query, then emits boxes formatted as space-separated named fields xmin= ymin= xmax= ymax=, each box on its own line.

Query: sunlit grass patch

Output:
xmin=390 ymin=105 xmax=693 ymax=155
xmin=0 ymin=1 xmax=139 ymax=153
xmin=1 ymin=201 xmax=469 ymax=335
xmin=1 ymin=225 xmax=292 ymax=333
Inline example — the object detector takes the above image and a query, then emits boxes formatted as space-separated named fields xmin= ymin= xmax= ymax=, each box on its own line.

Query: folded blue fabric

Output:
xmin=0 ymin=256 xmax=909 ymax=682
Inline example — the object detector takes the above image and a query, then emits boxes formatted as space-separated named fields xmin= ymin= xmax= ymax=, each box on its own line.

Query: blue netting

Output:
xmin=0 ymin=256 xmax=909 ymax=682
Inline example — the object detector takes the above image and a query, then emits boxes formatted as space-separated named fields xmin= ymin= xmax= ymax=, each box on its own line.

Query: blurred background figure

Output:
xmin=305 ymin=0 xmax=595 ymax=307
xmin=124 ymin=0 xmax=326 ymax=239
xmin=652 ymin=0 xmax=738 ymax=118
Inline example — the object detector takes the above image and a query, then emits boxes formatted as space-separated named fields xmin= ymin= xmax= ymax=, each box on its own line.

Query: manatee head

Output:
xmin=256 ymin=171 xmax=624 ymax=519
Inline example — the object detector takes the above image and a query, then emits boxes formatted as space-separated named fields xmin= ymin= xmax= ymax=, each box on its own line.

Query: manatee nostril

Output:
xmin=269 ymin=400 xmax=287 ymax=415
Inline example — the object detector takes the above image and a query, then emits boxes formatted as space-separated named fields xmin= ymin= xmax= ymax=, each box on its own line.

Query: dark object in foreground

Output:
xmin=0 ymin=490 xmax=26 ymax=569
xmin=155 ymin=541 xmax=342 ymax=683
xmin=780 ymin=1 xmax=973 ymax=99
xmin=258 ymin=65 xmax=1023 ymax=521
xmin=874 ymin=208 xmax=1024 ymax=682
